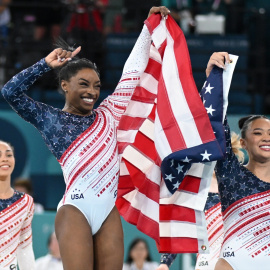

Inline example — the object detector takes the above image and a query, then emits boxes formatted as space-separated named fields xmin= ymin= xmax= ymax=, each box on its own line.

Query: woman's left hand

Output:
xmin=147 ymin=6 xmax=170 ymax=19
xmin=206 ymin=52 xmax=230 ymax=77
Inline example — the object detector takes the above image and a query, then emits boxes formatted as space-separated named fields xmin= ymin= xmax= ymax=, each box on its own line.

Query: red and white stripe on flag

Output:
xmin=116 ymin=14 xmax=217 ymax=253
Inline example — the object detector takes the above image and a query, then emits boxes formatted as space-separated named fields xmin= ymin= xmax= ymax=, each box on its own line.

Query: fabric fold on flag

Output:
xmin=116 ymin=13 xmax=238 ymax=253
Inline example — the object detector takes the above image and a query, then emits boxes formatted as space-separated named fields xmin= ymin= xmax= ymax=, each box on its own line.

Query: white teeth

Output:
xmin=0 ymin=165 xmax=9 ymax=168
xmin=260 ymin=146 xmax=270 ymax=149
xmin=83 ymin=98 xmax=93 ymax=103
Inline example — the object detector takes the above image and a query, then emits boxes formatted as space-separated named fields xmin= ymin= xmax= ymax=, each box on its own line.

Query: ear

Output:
xmin=240 ymin=138 xmax=246 ymax=150
xmin=61 ymin=80 xmax=68 ymax=93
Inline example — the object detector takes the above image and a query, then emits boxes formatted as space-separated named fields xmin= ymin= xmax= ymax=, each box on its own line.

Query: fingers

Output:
xmin=208 ymin=52 xmax=230 ymax=69
xmin=71 ymin=46 xmax=81 ymax=58
xmin=148 ymin=6 xmax=170 ymax=18
xmin=205 ymin=52 xmax=231 ymax=77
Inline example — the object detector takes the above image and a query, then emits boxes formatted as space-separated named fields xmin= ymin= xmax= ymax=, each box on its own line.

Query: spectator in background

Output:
xmin=123 ymin=238 xmax=159 ymax=270
xmin=103 ymin=0 xmax=123 ymax=35
xmin=35 ymin=232 xmax=63 ymax=270
xmin=161 ymin=0 xmax=194 ymax=33
xmin=34 ymin=0 xmax=64 ymax=42
xmin=0 ymin=0 xmax=11 ymax=46
xmin=13 ymin=177 xmax=44 ymax=213
xmin=63 ymin=0 xmax=108 ymax=68
xmin=122 ymin=0 xmax=161 ymax=32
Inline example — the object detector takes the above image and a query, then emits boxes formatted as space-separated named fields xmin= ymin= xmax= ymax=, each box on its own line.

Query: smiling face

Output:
xmin=0 ymin=142 xmax=15 ymax=180
xmin=240 ymin=118 xmax=270 ymax=162
xmin=61 ymin=68 xmax=101 ymax=116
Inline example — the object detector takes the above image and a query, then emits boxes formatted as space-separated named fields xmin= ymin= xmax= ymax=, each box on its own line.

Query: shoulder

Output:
xmin=145 ymin=261 xmax=159 ymax=267
xmin=122 ymin=263 xmax=131 ymax=270
xmin=23 ymin=193 xmax=34 ymax=204
xmin=36 ymin=254 xmax=51 ymax=264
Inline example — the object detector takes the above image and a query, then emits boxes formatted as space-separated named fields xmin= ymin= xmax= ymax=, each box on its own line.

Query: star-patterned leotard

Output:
xmin=0 ymin=191 xmax=35 ymax=270
xmin=2 ymin=25 xmax=152 ymax=234
xmin=214 ymin=119 xmax=270 ymax=270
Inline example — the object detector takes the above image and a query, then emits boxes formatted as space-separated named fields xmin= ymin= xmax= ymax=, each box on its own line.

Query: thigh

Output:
xmin=55 ymin=205 xmax=94 ymax=270
xmin=214 ymin=258 xmax=234 ymax=270
xmin=93 ymin=206 xmax=124 ymax=270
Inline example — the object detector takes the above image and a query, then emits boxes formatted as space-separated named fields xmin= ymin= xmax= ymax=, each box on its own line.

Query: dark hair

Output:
xmin=47 ymin=232 xmax=55 ymax=248
xmin=13 ymin=178 xmax=33 ymax=194
xmin=54 ymin=38 xmax=100 ymax=86
xmin=0 ymin=140 xmax=15 ymax=154
xmin=126 ymin=238 xmax=152 ymax=264
xmin=238 ymin=115 xmax=269 ymax=138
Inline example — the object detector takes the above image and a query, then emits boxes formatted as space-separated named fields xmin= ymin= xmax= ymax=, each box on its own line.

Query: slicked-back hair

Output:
xmin=54 ymin=37 xmax=100 ymax=86
xmin=238 ymin=115 xmax=269 ymax=139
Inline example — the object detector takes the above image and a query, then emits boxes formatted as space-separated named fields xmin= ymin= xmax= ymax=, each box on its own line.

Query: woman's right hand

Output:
xmin=45 ymin=46 xmax=81 ymax=69
xmin=156 ymin=264 xmax=169 ymax=270
xmin=205 ymin=52 xmax=230 ymax=77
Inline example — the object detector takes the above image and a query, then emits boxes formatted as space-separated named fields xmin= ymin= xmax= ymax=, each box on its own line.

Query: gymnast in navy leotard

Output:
xmin=1 ymin=6 xmax=171 ymax=270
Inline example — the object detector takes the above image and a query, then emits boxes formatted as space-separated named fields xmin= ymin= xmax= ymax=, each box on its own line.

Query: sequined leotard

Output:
xmin=0 ymin=191 xmax=35 ymax=270
xmin=2 ymin=25 xmax=152 ymax=234
xmin=214 ymin=119 xmax=270 ymax=270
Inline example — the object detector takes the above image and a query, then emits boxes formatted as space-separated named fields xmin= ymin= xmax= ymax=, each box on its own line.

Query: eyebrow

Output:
xmin=0 ymin=150 xmax=12 ymax=153
xmin=253 ymin=128 xmax=270 ymax=131
xmin=79 ymin=78 xmax=101 ymax=84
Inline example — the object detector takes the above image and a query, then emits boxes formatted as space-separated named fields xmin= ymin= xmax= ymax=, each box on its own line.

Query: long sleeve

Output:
xmin=1 ymin=58 xmax=52 ymax=127
xmin=17 ymin=196 xmax=35 ymax=270
xmin=160 ymin=253 xmax=177 ymax=268
xmin=99 ymin=25 xmax=152 ymax=122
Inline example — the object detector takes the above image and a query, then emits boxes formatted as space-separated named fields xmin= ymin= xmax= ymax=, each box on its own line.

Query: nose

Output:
xmin=262 ymin=134 xmax=270 ymax=142
xmin=87 ymin=86 xmax=96 ymax=95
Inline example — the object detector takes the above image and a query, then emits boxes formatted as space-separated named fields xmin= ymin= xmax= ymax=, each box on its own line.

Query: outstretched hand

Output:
xmin=206 ymin=52 xmax=230 ymax=77
xmin=148 ymin=6 xmax=170 ymax=19
xmin=45 ymin=46 xmax=81 ymax=69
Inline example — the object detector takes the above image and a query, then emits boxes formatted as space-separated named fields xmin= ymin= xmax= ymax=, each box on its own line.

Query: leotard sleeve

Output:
xmin=99 ymin=25 xmax=152 ymax=121
xmin=160 ymin=253 xmax=177 ymax=268
xmin=1 ymin=58 xmax=52 ymax=127
xmin=215 ymin=117 xmax=239 ymax=173
xmin=17 ymin=195 xmax=35 ymax=270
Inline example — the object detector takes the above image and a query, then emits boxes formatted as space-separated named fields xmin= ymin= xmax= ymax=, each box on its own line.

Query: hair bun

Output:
xmin=238 ymin=115 xmax=253 ymax=129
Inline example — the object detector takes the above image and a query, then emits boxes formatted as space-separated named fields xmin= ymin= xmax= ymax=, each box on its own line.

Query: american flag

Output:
xmin=116 ymin=14 xmax=238 ymax=253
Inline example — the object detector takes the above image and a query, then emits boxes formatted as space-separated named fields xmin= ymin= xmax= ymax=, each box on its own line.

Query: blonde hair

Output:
xmin=231 ymin=132 xmax=244 ymax=163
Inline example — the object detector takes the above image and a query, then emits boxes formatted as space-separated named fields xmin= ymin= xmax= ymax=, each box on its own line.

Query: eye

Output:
xmin=253 ymin=132 xmax=262 ymax=135
xmin=7 ymin=154 xmax=13 ymax=157
xmin=80 ymin=82 xmax=88 ymax=86
xmin=95 ymin=85 xmax=101 ymax=89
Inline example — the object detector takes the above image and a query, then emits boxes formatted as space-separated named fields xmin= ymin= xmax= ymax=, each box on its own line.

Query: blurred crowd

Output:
xmin=0 ymin=0 xmax=270 ymax=112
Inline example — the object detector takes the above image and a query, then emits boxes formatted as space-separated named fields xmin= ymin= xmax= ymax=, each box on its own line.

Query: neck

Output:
xmin=62 ymin=104 xmax=92 ymax=116
xmin=0 ymin=176 xmax=13 ymax=199
xmin=135 ymin=260 xmax=145 ymax=270
xmin=246 ymin=159 xmax=270 ymax=182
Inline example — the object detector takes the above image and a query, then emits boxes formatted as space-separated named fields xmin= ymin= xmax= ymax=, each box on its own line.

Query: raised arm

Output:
xmin=99 ymin=6 xmax=170 ymax=120
xmin=1 ymin=47 xmax=81 ymax=127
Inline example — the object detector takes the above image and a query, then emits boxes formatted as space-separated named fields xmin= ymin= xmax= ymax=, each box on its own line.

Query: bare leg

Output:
xmin=93 ymin=206 xmax=124 ymax=270
xmin=55 ymin=205 xmax=94 ymax=270
xmin=215 ymin=258 xmax=234 ymax=270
